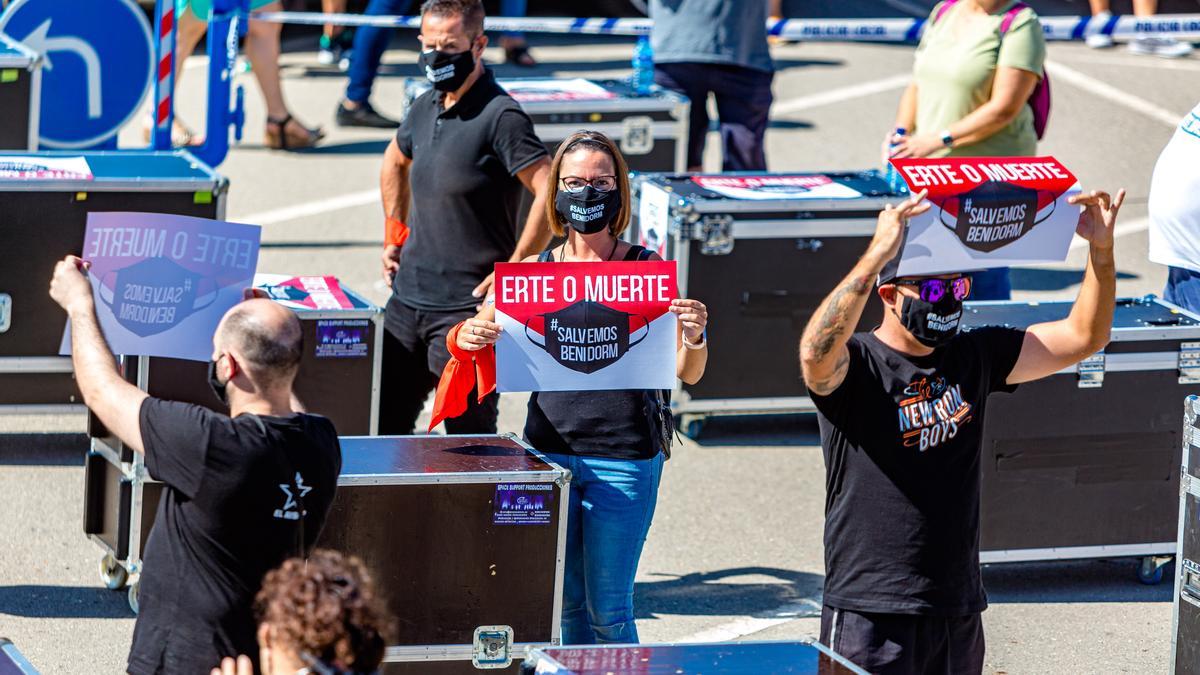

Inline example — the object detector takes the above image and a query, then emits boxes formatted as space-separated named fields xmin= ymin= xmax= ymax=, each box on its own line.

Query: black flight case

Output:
xmin=0 ymin=34 xmax=39 ymax=150
xmin=403 ymin=76 xmax=689 ymax=174
xmin=522 ymin=639 xmax=868 ymax=674
xmin=321 ymin=435 xmax=570 ymax=674
xmin=1172 ymin=395 xmax=1200 ymax=673
xmin=962 ymin=296 xmax=1200 ymax=581
xmin=83 ymin=276 xmax=384 ymax=612
xmin=0 ymin=150 xmax=226 ymax=412
xmin=404 ymin=76 xmax=689 ymax=234
xmin=630 ymin=170 xmax=902 ymax=435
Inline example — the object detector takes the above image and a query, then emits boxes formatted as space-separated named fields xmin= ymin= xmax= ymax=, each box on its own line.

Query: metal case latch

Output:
xmin=620 ymin=116 xmax=655 ymax=155
xmin=472 ymin=625 xmax=514 ymax=669
xmin=1077 ymin=352 xmax=1105 ymax=388
xmin=697 ymin=215 xmax=734 ymax=256
xmin=0 ymin=293 xmax=9 ymax=333
xmin=1182 ymin=558 xmax=1200 ymax=609
xmin=1179 ymin=342 xmax=1200 ymax=384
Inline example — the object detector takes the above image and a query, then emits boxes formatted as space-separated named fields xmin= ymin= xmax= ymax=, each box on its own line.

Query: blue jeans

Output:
xmin=542 ymin=451 xmax=664 ymax=645
xmin=970 ymin=267 xmax=1012 ymax=301
xmin=345 ymin=0 xmax=414 ymax=104
xmin=1165 ymin=266 xmax=1200 ymax=314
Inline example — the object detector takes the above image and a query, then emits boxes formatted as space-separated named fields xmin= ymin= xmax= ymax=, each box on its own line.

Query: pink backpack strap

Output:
xmin=999 ymin=1 xmax=1029 ymax=35
xmin=933 ymin=0 xmax=960 ymax=24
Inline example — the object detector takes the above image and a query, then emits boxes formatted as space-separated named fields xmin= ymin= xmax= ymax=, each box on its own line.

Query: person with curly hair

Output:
xmin=210 ymin=549 xmax=395 ymax=675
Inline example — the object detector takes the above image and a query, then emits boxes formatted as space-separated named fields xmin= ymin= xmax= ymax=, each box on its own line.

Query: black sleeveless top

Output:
xmin=523 ymin=244 xmax=660 ymax=461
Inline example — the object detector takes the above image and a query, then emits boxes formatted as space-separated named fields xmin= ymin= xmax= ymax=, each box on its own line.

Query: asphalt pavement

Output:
xmin=2 ymin=0 xmax=1199 ymax=672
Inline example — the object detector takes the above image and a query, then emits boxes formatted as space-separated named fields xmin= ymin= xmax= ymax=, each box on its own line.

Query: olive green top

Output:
xmin=913 ymin=1 xmax=1045 ymax=157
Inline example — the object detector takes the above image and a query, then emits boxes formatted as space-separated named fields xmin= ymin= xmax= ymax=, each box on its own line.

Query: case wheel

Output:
xmin=680 ymin=416 xmax=706 ymax=439
xmin=1137 ymin=555 xmax=1171 ymax=585
xmin=99 ymin=554 xmax=128 ymax=590
xmin=128 ymin=579 xmax=140 ymax=615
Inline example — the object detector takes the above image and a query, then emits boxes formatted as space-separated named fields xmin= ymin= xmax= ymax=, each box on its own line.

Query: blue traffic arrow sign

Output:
xmin=0 ymin=0 xmax=153 ymax=149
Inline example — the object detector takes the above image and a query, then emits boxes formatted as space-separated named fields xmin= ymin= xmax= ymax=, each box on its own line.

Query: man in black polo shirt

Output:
xmin=799 ymin=188 xmax=1125 ymax=674
xmin=48 ymin=257 xmax=341 ymax=674
xmin=377 ymin=0 xmax=551 ymax=434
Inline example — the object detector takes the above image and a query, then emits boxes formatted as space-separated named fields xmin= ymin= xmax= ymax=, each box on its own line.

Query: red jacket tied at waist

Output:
xmin=428 ymin=321 xmax=496 ymax=431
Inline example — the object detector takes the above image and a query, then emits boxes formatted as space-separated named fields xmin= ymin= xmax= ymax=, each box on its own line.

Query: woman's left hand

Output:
xmin=670 ymin=298 xmax=708 ymax=344
xmin=890 ymin=133 xmax=944 ymax=159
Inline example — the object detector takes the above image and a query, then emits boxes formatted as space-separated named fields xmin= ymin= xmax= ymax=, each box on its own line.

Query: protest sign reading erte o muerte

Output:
xmin=888 ymin=156 xmax=1080 ymax=277
xmin=494 ymin=260 xmax=678 ymax=392
xmin=60 ymin=212 xmax=261 ymax=362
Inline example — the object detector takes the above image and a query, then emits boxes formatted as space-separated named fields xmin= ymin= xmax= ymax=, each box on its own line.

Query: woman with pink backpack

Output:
xmin=885 ymin=0 xmax=1050 ymax=301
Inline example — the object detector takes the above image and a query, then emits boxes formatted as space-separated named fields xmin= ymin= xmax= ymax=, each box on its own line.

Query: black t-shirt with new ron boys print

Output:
xmin=811 ymin=326 xmax=1026 ymax=617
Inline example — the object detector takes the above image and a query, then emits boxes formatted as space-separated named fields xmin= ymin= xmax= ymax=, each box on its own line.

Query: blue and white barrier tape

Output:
xmin=249 ymin=11 xmax=1200 ymax=42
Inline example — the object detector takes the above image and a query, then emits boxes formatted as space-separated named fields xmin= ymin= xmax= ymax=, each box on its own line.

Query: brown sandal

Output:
xmin=265 ymin=114 xmax=325 ymax=151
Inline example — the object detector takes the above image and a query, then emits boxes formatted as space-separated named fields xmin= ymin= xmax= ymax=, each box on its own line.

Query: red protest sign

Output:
xmin=494 ymin=260 xmax=678 ymax=392
xmin=887 ymin=156 xmax=1082 ymax=275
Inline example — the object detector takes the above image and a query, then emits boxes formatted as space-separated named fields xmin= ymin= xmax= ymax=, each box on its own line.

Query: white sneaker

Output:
xmin=1128 ymin=36 xmax=1195 ymax=58
xmin=1086 ymin=12 xmax=1114 ymax=49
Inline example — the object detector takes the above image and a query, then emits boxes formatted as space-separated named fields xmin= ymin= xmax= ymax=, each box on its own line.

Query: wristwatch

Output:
xmin=940 ymin=130 xmax=954 ymax=148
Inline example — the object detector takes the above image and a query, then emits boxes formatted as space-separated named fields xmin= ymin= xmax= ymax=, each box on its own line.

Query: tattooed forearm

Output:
xmin=800 ymin=274 xmax=872 ymax=362
xmin=799 ymin=271 xmax=873 ymax=395
xmin=804 ymin=350 xmax=849 ymax=396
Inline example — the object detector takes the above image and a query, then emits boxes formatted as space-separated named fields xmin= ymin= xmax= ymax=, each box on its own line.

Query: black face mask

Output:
xmin=898 ymin=294 xmax=963 ymax=348
xmin=941 ymin=181 xmax=1054 ymax=253
xmin=207 ymin=357 xmax=229 ymax=406
xmin=555 ymin=186 xmax=621 ymax=235
xmin=418 ymin=46 xmax=475 ymax=92
xmin=526 ymin=301 xmax=649 ymax=374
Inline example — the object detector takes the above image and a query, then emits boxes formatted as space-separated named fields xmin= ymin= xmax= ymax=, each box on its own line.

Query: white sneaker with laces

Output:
xmin=1128 ymin=36 xmax=1195 ymax=58
xmin=1086 ymin=33 xmax=1114 ymax=49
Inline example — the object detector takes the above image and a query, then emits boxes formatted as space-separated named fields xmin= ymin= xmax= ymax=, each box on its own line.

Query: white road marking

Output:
xmin=673 ymin=598 xmax=822 ymax=644
xmin=1046 ymin=60 xmax=1184 ymax=127
xmin=235 ymin=188 xmax=378 ymax=226
xmin=772 ymin=74 xmax=910 ymax=116
xmin=1058 ymin=53 xmax=1200 ymax=73
xmin=1069 ymin=215 xmax=1150 ymax=250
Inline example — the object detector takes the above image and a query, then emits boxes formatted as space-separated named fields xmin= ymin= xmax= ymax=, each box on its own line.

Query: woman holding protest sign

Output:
xmin=432 ymin=130 xmax=708 ymax=645
xmin=884 ymin=0 xmax=1047 ymax=300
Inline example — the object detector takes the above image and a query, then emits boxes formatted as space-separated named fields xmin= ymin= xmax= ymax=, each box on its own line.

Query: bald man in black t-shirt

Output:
xmin=799 ymin=188 xmax=1124 ymax=674
xmin=49 ymin=257 xmax=341 ymax=675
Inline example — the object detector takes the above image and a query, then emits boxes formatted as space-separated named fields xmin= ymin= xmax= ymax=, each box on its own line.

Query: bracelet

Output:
xmin=683 ymin=330 xmax=707 ymax=350
xmin=385 ymin=216 xmax=410 ymax=247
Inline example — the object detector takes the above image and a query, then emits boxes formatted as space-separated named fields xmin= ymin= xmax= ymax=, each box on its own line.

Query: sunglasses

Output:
xmin=895 ymin=276 xmax=972 ymax=303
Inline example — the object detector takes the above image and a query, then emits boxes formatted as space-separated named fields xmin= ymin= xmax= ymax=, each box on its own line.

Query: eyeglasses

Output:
xmin=560 ymin=175 xmax=618 ymax=193
xmin=895 ymin=276 xmax=972 ymax=303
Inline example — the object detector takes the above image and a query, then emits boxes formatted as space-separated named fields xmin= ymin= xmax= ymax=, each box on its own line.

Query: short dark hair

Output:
xmin=420 ymin=0 xmax=485 ymax=37
xmin=221 ymin=306 xmax=302 ymax=387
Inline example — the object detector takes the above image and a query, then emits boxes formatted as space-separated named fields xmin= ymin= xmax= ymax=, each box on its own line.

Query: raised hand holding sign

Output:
xmin=888 ymin=156 xmax=1080 ymax=277
xmin=59 ymin=212 xmax=261 ymax=361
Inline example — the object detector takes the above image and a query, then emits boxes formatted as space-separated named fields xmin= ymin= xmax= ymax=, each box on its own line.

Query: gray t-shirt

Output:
xmin=650 ymin=0 xmax=773 ymax=73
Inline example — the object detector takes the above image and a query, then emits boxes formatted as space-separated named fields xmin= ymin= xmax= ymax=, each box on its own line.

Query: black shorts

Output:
xmin=820 ymin=605 xmax=985 ymax=675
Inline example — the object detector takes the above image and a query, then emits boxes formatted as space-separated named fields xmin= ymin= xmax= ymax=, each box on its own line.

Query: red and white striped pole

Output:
xmin=151 ymin=0 xmax=177 ymax=150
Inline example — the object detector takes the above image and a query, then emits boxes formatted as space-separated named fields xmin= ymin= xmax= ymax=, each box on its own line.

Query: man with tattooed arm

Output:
xmin=799 ymin=187 xmax=1125 ymax=674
